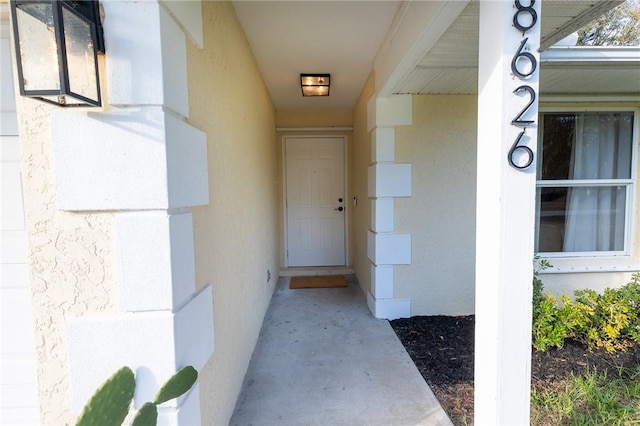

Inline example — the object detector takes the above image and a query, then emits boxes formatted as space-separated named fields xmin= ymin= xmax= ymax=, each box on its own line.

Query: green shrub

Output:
xmin=532 ymin=268 xmax=640 ymax=352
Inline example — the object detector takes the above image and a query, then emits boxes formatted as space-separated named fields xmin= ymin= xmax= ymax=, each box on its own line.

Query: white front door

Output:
xmin=285 ymin=136 xmax=346 ymax=267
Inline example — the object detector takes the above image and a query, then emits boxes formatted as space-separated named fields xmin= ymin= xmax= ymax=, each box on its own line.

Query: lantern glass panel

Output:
xmin=15 ymin=3 xmax=60 ymax=92
xmin=62 ymin=6 xmax=98 ymax=103
xmin=302 ymin=86 xmax=329 ymax=96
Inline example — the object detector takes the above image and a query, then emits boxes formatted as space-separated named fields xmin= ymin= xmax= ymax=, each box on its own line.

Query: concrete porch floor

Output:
xmin=230 ymin=275 xmax=453 ymax=425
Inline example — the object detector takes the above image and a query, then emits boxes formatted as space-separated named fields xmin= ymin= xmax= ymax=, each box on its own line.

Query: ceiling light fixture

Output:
xmin=300 ymin=74 xmax=330 ymax=97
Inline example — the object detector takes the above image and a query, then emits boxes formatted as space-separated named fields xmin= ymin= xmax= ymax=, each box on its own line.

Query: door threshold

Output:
xmin=280 ymin=266 xmax=355 ymax=277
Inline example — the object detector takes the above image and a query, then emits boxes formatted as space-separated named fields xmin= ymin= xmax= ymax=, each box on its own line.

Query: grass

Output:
xmin=530 ymin=365 xmax=640 ymax=425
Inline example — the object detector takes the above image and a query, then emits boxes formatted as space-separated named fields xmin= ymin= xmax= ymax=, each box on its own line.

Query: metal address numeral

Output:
xmin=511 ymin=85 xmax=536 ymax=125
xmin=513 ymin=0 xmax=537 ymax=32
xmin=508 ymin=0 xmax=537 ymax=170
xmin=508 ymin=131 xmax=534 ymax=169
xmin=511 ymin=38 xmax=537 ymax=79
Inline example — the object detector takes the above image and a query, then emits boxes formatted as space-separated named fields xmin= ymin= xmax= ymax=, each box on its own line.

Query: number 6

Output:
xmin=508 ymin=131 xmax=534 ymax=170
xmin=511 ymin=38 xmax=537 ymax=79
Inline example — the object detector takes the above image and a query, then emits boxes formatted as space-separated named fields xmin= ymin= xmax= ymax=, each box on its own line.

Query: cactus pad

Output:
xmin=75 ymin=366 xmax=135 ymax=426
xmin=131 ymin=402 xmax=158 ymax=426
xmin=153 ymin=366 xmax=198 ymax=405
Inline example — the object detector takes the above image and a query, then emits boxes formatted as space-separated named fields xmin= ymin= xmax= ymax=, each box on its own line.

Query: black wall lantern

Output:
xmin=10 ymin=0 xmax=105 ymax=107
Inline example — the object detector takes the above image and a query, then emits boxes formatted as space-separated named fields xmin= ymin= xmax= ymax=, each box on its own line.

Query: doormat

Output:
xmin=289 ymin=275 xmax=348 ymax=289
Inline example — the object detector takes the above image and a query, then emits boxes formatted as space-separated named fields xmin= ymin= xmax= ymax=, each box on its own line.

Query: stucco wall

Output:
xmin=351 ymin=73 xmax=376 ymax=295
xmin=14 ymin=96 xmax=117 ymax=424
xmin=390 ymin=97 xmax=639 ymax=315
xmin=395 ymin=95 xmax=477 ymax=316
xmin=186 ymin=2 xmax=279 ymax=424
xmin=275 ymin=109 xmax=353 ymax=128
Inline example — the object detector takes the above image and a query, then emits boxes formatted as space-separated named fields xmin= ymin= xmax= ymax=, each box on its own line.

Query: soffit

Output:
xmin=232 ymin=1 xmax=629 ymax=110
xmin=393 ymin=0 xmax=635 ymax=96
xmin=232 ymin=1 xmax=401 ymax=110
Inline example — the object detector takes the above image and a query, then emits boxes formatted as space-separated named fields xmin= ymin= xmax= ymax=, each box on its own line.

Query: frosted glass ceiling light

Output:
xmin=301 ymin=74 xmax=330 ymax=97
xmin=10 ymin=0 xmax=105 ymax=107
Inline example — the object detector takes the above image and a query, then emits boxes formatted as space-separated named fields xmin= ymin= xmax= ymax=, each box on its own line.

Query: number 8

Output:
xmin=513 ymin=0 xmax=537 ymax=32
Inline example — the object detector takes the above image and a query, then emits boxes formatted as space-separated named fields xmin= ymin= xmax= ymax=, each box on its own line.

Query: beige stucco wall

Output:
xmin=276 ymin=109 xmax=353 ymax=128
xmin=13 ymin=89 xmax=117 ymax=423
xmin=186 ymin=2 xmax=279 ymax=424
xmin=395 ymin=95 xmax=477 ymax=316
xmin=391 ymin=97 xmax=640 ymax=315
xmin=351 ymin=72 xmax=376 ymax=295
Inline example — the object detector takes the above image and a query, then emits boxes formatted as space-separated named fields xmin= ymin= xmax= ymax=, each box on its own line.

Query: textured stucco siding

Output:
xmin=275 ymin=109 xmax=353 ymax=128
xmin=186 ymin=2 xmax=280 ymax=424
xmin=351 ymin=73 xmax=376 ymax=296
xmin=395 ymin=95 xmax=477 ymax=316
xmin=15 ymin=94 xmax=117 ymax=424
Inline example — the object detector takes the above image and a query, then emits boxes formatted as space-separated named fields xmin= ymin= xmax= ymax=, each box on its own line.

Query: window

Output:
xmin=536 ymin=111 xmax=635 ymax=255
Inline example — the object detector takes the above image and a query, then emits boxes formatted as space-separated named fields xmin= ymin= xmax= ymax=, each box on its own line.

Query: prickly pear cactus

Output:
xmin=153 ymin=366 xmax=198 ymax=405
xmin=131 ymin=402 xmax=158 ymax=426
xmin=75 ymin=365 xmax=197 ymax=426
xmin=75 ymin=366 xmax=135 ymax=426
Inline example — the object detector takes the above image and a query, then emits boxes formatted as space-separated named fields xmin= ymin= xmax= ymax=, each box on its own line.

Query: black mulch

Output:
xmin=390 ymin=315 xmax=640 ymax=426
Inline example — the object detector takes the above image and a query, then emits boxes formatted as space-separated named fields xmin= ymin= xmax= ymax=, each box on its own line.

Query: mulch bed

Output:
xmin=390 ymin=315 xmax=640 ymax=426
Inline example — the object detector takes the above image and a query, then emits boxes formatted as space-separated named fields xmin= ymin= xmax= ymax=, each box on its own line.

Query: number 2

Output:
xmin=511 ymin=85 xmax=536 ymax=126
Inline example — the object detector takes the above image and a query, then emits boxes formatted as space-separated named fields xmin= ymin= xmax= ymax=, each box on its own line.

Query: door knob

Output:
xmin=334 ymin=206 xmax=344 ymax=212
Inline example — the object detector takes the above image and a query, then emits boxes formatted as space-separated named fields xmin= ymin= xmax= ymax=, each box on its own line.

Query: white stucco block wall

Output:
xmin=367 ymin=94 xmax=413 ymax=132
xmin=368 ymin=163 xmax=412 ymax=198
xmin=116 ymin=211 xmax=196 ymax=312
xmin=371 ymin=264 xmax=394 ymax=299
xmin=371 ymin=127 xmax=395 ymax=163
xmin=366 ymin=292 xmax=410 ymax=320
xmin=160 ymin=0 xmax=204 ymax=48
xmin=165 ymin=118 xmax=210 ymax=208
xmin=52 ymin=107 xmax=208 ymax=211
xmin=102 ymin=1 xmax=189 ymax=117
xmin=367 ymin=231 xmax=411 ymax=265
xmin=371 ymin=198 xmax=394 ymax=233
xmin=67 ymin=285 xmax=214 ymax=412
xmin=157 ymin=384 xmax=201 ymax=426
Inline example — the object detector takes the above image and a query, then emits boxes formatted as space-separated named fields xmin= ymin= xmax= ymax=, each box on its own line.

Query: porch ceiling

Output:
xmin=232 ymin=1 xmax=630 ymax=110
xmin=393 ymin=0 xmax=639 ymax=97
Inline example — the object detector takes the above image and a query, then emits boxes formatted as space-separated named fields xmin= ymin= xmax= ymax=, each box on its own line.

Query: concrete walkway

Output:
xmin=230 ymin=275 xmax=452 ymax=425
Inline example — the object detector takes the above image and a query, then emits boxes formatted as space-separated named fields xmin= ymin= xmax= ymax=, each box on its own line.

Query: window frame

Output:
xmin=535 ymin=107 xmax=639 ymax=259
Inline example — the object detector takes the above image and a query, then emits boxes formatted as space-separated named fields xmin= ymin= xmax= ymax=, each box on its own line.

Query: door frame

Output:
xmin=281 ymin=134 xmax=350 ymax=268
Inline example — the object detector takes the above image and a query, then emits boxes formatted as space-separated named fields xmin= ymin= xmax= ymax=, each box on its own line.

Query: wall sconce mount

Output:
xmin=10 ymin=0 xmax=105 ymax=107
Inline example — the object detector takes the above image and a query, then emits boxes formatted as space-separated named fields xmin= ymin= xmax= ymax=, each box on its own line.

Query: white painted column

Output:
xmin=475 ymin=1 xmax=540 ymax=424
xmin=51 ymin=2 xmax=212 ymax=424
xmin=366 ymin=95 xmax=413 ymax=319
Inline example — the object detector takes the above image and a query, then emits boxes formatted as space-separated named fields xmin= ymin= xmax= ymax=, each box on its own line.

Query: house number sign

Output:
xmin=508 ymin=0 xmax=538 ymax=170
